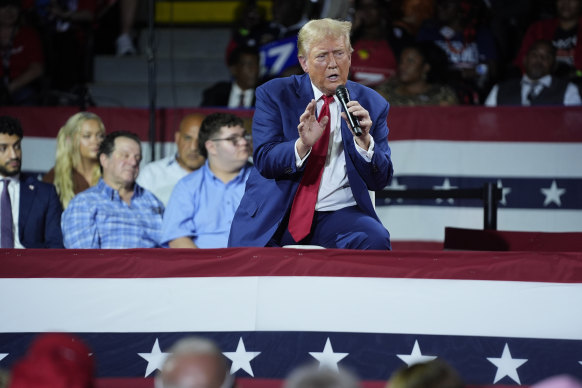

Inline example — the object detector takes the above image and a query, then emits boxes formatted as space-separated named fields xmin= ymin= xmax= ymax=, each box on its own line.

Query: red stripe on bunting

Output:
xmin=1 ymin=106 xmax=581 ymax=142
xmin=1 ymin=248 xmax=581 ymax=283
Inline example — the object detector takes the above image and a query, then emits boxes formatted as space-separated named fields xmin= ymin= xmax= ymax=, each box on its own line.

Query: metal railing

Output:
xmin=377 ymin=182 xmax=502 ymax=230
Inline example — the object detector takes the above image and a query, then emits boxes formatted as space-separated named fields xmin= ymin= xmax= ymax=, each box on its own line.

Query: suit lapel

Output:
xmin=295 ymin=74 xmax=315 ymax=106
xmin=19 ymin=177 xmax=36 ymax=237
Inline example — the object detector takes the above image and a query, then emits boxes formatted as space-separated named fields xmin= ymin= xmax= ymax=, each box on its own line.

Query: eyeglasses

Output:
xmin=210 ymin=133 xmax=251 ymax=146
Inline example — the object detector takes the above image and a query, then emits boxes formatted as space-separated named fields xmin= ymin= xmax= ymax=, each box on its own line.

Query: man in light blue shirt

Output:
xmin=162 ymin=113 xmax=251 ymax=248
xmin=62 ymin=131 xmax=164 ymax=248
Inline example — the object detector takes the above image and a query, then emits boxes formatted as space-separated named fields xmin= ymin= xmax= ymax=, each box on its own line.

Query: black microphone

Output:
xmin=335 ymin=84 xmax=362 ymax=136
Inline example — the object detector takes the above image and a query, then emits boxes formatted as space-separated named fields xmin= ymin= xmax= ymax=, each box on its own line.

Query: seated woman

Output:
xmin=43 ymin=112 xmax=105 ymax=208
xmin=376 ymin=42 xmax=458 ymax=105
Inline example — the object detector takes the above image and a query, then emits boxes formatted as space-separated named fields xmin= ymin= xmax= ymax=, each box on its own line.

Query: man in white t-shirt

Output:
xmin=137 ymin=113 xmax=206 ymax=205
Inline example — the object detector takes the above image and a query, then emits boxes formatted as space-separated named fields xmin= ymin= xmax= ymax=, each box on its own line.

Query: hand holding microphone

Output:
xmin=335 ymin=84 xmax=363 ymax=137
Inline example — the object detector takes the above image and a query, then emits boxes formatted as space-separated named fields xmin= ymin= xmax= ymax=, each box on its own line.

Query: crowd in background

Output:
xmin=1 ymin=0 xmax=581 ymax=107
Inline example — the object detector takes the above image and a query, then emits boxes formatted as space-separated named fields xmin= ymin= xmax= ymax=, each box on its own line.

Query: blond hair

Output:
xmin=53 ymin=112 xmax=105 ymax=209
xmin=297 ymin=18 xmax=353 ymax=59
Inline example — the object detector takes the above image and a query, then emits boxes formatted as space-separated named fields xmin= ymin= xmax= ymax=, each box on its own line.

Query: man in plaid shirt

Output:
xmin=61 ymin=131 xmax=164 ymax=248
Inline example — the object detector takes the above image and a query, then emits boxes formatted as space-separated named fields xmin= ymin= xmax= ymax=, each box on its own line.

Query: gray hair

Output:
xmin=155 ymin=337 xmax=232 ymax=388
xmin=284 ymin=364 xmax=360 ymax=388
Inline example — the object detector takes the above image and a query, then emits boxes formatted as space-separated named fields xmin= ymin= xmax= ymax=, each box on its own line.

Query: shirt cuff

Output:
xmin=354 ymin=136 xmax=375 ymax=162
xmin=295 ymin=138 xmax=311 ymax=167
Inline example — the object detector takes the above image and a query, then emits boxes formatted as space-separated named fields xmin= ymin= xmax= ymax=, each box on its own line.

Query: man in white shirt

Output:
xmin=137 ymin=113 xmax=206 ymax=205
xmin=485 ymin=39 xmax=582 ymax=106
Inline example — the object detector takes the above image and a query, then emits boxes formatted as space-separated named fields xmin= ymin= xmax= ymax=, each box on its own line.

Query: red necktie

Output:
xmin=288 ymin=95 xmax=334 ymax=242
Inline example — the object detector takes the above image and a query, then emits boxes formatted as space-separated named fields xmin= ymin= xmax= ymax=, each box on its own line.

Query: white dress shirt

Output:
xmin=136 ymin=155 xmax=190 ymax=206
xmin=294 ymin=83 xmax=375 ymax=212
xmin=228 ymin=83 xmax=254 ymax=108
xmin=0 ymin=175 xmax=23 ymax=248
xmin=485 ymin=74 xmax=582 ymax=106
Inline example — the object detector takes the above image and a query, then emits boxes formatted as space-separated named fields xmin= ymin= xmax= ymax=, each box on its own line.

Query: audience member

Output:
xmin=377 ymin=41 xmax=458 ymax=105
xmin=284 ymin=364 xmax=360 ymax=388
xmin=261 ymin=0 xmax=309 ymax=78
xmin=0 ymin=0 xmax=44 ymax=105
xmin=25 ymin=0 xmax=97 ymax=98
xmin=62 ymin=130 xmax=164 ymax=248
xmin=267 ymin=0 xmax=308 ymax=43
xmin=0 ymin=116 xmax=63 ymax=248
xmin=227 ymin=0 xmax=271 ymax=52
xmin=514 ymin=0 xmax=582 ymax=80
xmin=201 ymin=45 xmax=260 ymax=108
xmin=162 ymin=112 xmax=251 ymax=249
xmin=155 ymin=336 xmax=233 ymax=388
xmin=115 ymin=0 xmax=139 ymax=55
xmin=228 ymin=18 xmax=393 ymax=250
xmin=42 ymin=112 xmax=105 ymax=209
xmin=349 ymin=0 xmax=398 ymax=87
xmin=485 ymin=39 xmax=582 ymax=105
xmin=486 ymin=0 xmax=533 ymax=79
xmin=388 ymin=359 xmax=464 ymax=388
xmin=392 ymin=0 xmax=435 ymax=38
xmin=9 ymin=333 xmax=94 ymax=388
xmin=137 ymin=113 xmax=205 ymax=205
xmin=387 ymin=0 xmax=434 ymax=56
xmin=417 ymin=0 xmax=498 ymax=104
xmin=531 ymin=375 xmax=582 ymax=388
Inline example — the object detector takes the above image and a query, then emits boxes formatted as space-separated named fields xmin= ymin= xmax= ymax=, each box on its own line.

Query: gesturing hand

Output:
xmin=296 ymin=99 xmax=329 ymax=158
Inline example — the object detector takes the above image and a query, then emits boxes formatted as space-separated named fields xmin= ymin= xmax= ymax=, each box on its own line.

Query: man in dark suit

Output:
xmin=228 ymin=18 xmax=393 ymax=250
xmin=200 ymin=45 xmax=260 ymax=108
xmin=485 ymin=39 xmax=581 ymax=106
xmin=0 ymin=116 xmax=63 ymax=248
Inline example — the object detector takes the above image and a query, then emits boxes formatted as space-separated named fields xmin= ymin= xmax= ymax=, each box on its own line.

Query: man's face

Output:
xmin=298 ymin=35 xmax=351 ymax=96
xmin=232 ymin=53 xmax=259 ymax=91
xmin=208 ymin=125 xmax=250 ymax=168
xmin=0 ymin=134 xmax=21 ymax=177
xmin=524 ymin=43 xmax=554 ymax=80
xmin=162 ymin=354 xmax=225 ymax=388
xmin=176 ymin=116 xmax=205 ymax=172
xmin=100 ymin=136 xmax=141 ymax=188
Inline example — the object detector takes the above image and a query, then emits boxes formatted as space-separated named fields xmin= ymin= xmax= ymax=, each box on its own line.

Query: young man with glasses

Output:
xmin=161 ymin=112 xmax=252 ymax=248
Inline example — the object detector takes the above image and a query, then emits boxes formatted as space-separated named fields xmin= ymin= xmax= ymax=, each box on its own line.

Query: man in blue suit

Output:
xmin=228 ymin=18 xmax=394 ymax=250
xmin=0 ymin=116 xmax=63 ymax=248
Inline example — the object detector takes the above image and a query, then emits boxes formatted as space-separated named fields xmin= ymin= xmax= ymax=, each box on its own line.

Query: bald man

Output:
xmin=137 ymin=113 xmax=206 ymax=205
xmin=155 ymin=337 xmax=233 ymax=388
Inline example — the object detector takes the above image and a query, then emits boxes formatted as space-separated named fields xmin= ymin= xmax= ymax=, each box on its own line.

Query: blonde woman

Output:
xmin=43 ymin=112 xmax=106 ymax=209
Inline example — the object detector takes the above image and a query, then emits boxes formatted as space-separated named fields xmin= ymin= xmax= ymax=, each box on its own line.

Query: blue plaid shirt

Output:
xmin=62 ymin=179 xmax=164 ymax=248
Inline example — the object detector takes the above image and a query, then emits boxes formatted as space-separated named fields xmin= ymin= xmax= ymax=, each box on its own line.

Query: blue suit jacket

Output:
xmin=228 ymin=74 xmax=393 ymax=247
xmin=19 ymin=175 xmax=64 ymax=248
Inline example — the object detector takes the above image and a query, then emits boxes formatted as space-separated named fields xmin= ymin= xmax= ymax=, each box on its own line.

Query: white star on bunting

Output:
xmin=309 ymin=337 xmax=349 ymax=372
xmin=223 ymin=337 xmax=261 ymax=377
xmin=137 ymin=338 xmax=170 ymax=377
xmin=434 ymin=178 xmax=457 ymax=204
xmin=541 ymin=180 xmax=566 ymax=206
xmin=487 ymin=343 xmax=527 ymax=384
xmin=0 ymin=353 xmax=7 ymax=362
xmin=386 ymin=177 xmax=407 ymax=203
xmin=396 ymin=340 xmax=437 ymax=366
xmin=496 ymin=179 xmax=512 ymax=206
